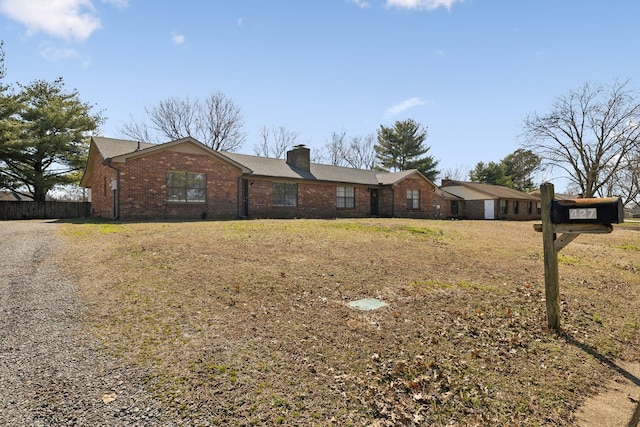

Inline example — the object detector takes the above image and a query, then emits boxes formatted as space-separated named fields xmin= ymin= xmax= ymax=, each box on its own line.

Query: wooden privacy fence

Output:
xmin=0 ymin=201 xmax=91 ymax=220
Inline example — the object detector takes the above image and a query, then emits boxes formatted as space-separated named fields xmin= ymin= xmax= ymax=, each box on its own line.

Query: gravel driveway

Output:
xmin=0 ymin=221 xmax=171 ymax=426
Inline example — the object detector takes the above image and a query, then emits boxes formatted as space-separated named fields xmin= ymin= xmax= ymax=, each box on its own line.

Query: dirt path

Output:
xmin=0 ymin=220 xmax=168 ymax=426
xmin=575 ymin=360 xmax=640 ymax=427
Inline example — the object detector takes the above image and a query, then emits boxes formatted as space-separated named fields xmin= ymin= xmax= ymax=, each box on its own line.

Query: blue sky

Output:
xmin=1 ymin=0 xmax=639 ymax=186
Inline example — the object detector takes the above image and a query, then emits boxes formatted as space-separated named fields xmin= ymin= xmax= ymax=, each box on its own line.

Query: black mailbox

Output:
xmin=550 ymin=197 xmax=624 ymax=224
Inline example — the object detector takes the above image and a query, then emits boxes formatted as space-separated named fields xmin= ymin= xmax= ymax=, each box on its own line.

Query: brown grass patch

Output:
xmin=59 ymin=219 xmax=640 ymax=425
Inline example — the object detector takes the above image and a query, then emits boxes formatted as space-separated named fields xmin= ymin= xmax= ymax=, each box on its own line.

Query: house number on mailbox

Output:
xmin=569 ymin=208 xmax=597 ymax=220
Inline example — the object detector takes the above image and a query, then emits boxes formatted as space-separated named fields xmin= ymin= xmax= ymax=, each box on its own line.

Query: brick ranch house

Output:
xmin=80 ymin=136 xmax=437 ymax=221
xmin=439 ymin=180 xmax=541 ymax=221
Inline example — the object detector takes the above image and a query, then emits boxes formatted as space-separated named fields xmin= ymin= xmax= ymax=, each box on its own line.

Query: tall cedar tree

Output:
xmin=0 ymin=78 xmax=103 ymax=201
xmin=469 ymin=161 xmax=513 ymax=188
xmin=501 ymin=149 xmax=540 ymax=191
xmin=469 ymin=149 xmax=540 ymax=191
xmin=375 ymin=119 xmax=439 ymax=181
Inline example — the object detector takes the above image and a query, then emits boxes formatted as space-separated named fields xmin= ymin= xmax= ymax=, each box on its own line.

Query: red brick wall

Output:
xmin=88 ymin=151 xmax=117 ymax=218
xmin=245 ymin=179 xmax=374 ymax=218
xmin=432 ymin=196 xmax=464 ymax=220
xmin=115 ymin=151 xmax=242 ymax=220
xmin=464 ymin=199 xmax=541 ymax=220
xmin=377 ymin=188 xmax=394 ymax=217
xmin=497 ymin=199 xmax=540 ymax=221
xmin=465 ymin=200 xmax=487 ymax=220
xmin=242 ymin=177 xmax=435 ymax=219
xmin=391 ymin=177 xmax=435 ymax=219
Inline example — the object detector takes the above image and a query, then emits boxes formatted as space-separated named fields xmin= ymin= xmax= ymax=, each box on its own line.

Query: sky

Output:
xmin=1 ymin=0 xmax=640 ymax=187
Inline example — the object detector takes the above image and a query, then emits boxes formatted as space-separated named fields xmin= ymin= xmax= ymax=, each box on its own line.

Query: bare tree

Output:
xmin=344 ymin=134 xmax=377 ymax=170
xmin=151 ymin=96 xmax=199 ymax=140
xmin=119 ymin=91 xmax=246 ymax=151
xmin=200 ymin=92 xmax=246 ymax=151
xmin=318 ymin=130 xmax=378 ymax=169
xmin=522 ymin=79 xmax=640 ymax=202
xmin=254 ymin=125 xmax=299 ymax=159
xmin=599 ymin=150 xmax=640 ymax=203
xmin=320 ymin=130 xmax=349 ymax=166
xmin=119 ymin=114 xmax=153 ymax=143
xmin=440 ymin=165 xmax=471 ymax=182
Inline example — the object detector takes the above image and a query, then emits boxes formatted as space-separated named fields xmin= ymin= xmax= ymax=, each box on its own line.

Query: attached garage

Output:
xmin=440 ymin=180 xmax=540 ymax=221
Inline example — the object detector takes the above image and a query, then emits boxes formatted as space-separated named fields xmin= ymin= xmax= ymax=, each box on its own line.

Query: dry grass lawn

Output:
xmin=58 ymin=219 xmax=640 ymax=426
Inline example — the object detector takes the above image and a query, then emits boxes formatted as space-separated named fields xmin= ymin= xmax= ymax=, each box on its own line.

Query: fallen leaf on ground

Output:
xmin=102 ymin=392 xmax=117 ymax=404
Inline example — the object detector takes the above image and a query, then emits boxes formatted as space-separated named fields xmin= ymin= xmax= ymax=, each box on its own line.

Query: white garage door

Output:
xmin=484 ymin=200 xmax=495 ymax=220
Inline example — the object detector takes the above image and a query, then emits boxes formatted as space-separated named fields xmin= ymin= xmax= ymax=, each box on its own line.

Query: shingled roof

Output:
xmin=223 ymin=152 xmax=424 ymax=186
xmin=441 ymin=180 xmax=539 ymax=200
xmin=85 ymin=137 xmax=434 ymax=188
xmin=0 ymin=190 xmax=31 ymax=201
xmin=91 ymin=136 xmax=156 ymax=159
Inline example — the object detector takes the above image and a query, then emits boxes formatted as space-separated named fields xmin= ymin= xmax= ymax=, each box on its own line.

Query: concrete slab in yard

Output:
xmin=347 ymin=298 xmax=389 ymax=311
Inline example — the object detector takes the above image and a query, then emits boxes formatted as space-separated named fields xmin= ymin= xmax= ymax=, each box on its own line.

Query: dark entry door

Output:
xmin=370 ymin=189 xmax=379 ymax=216
xmin=242 ymin=179 xmax=249 ymax=217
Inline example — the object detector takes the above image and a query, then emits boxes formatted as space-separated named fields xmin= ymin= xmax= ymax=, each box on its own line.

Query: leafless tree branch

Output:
xmin=522 ymin=79 xmax=640 ymax=203
xmin=254 ymin=125 xmax=298 ymax=158
xmin=118 ymin=91 xmax=246 ymax=151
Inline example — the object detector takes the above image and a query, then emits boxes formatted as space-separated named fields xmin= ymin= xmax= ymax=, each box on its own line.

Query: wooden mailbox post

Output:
xmin=534 ymin=183 xmax=623 ymax=330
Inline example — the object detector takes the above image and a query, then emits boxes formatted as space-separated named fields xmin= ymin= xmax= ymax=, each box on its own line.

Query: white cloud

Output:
xmin=101 ymin=0 xmax=128 ymax=9
xmin=39 ymin=43 xmax=81 ymax=61
xmin=171 ymin=33 xmax=185 ymax=46
xmin=237 ymin=17 xmax=243 ymax=26
xmin=0 ymin=0 xmax=102 ymax=41
xmin=385 ymin=97 xmax=428 ymax=116
xmin=38 ymin=41 xmax=92 ymax=66
xmin=347 ymin=0 xmax=370 ymax=8
xmin=385 ymin=0 xmax=461 ymax=11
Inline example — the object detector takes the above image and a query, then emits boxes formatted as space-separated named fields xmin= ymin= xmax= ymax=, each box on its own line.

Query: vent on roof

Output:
xmin=286 ymin=145 xmax=310 ymax=172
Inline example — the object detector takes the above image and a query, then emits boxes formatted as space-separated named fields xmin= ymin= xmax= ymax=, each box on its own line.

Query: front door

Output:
xmin=370 ymin=189 xmax=379 ymax=216
xmin=242 ymin=179 xmax=249 ymax=217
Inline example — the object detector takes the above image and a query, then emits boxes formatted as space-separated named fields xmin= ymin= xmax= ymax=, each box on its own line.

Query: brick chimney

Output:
xmin=286 ymin=145 xmax=310 ymax=172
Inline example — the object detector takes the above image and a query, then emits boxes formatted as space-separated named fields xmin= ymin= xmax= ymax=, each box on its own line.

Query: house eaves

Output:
xmin=81 ymin=136 xmax=151 ymax=187
xmin=81 ymin=137 xmax=252 ymax=188
xmin=376 ymin=169 xmax=433 ymax=186
xmin=434 ymin=187 xmax=464 ymax=200
xmin=528 ymin=189 xmax=575 ymax=200
xmin=442 ymin=180 xmax=539 ymax=201
xmin=91 ymin=136 xmax=157 ymax=160
xmin=107 ymin=137 xmax=251 ymax=173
